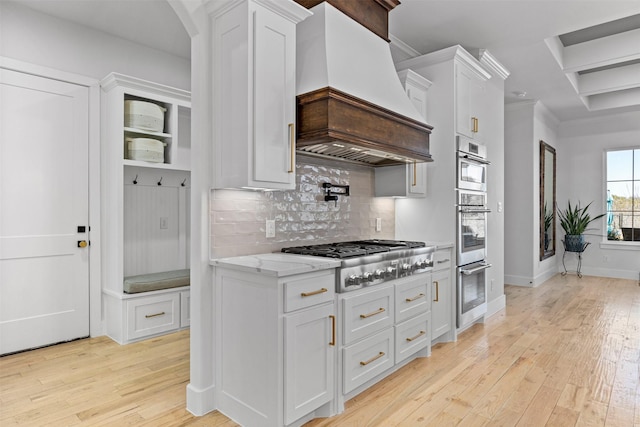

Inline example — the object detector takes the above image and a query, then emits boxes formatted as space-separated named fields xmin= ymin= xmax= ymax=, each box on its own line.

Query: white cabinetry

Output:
xmin=456 ymin=62 xmax=487 ymax=141
xmin=338 ymin=275 xmax=430 ymax=406
xmin=101 ymin=73 xmax=191 ymax=344
xmin=211 ymin=0 xmax=311 ymax=190
xmin=215 ymin=262 xmax=336 ymax=427
xmin=375 ymin=70 xmax=431 ymax=198
xmin=431 ymin=247 xmax=453 ymax=342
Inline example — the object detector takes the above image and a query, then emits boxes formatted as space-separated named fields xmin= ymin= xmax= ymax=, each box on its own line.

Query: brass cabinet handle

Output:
xmin=412 ymin=160 xmax=417 ymax=186
xmin=434 ymin=281 xmax=439 ymax=302
xmin=471 ymin=117 xmax=479 ymax=133
xmin=360 ymin=351 xmax=385 ymax=366
xmin=301 ymin=288 xmax=328 ymax=297
xmin=288 ymin=123 xmax=295 ymax=173
xmin=77 ymin=240 xmax=88 ymax=248
xmin=405 ymin=293 xmax=425 ymax=302
xmin=406 ymin=331 xmax=426 ymax=342
xmin=437 ymin=259 xmax=450 ymax=264
xmin=145 ymin=311 xmax=165 ymax=318
xmin=360 ymin=307 xmax=385 ymax=319
xmin=329 ymin=315 xmax=336 ymax=346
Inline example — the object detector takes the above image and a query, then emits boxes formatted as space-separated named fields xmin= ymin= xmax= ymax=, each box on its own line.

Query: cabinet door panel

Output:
xmin=285 ymin=303 xmax=335 ymax=424
xmin=253 ymin=8 xmax=295 ymax=186
xmin=431 ymin=269 xmax=452 ymax=340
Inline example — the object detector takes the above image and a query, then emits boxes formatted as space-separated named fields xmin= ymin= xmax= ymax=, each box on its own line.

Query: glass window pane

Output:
xmin=635 ymin=182 xmax=640 ymax=211
xmin=608 ymin=181 xmax=634 ymax=210
xmin=607 ymin=150 xmax=633 ymax=181
xmin=635 ymin=149 xmax=640 ymax=180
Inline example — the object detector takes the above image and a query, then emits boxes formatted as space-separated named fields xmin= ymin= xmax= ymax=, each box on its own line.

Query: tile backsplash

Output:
xmin=210 ymin=155 xmax=395 ymax=258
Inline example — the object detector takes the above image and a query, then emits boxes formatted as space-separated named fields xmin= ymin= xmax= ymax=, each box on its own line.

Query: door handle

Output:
xmin=77 ymin=240 xmax=89 ymax=248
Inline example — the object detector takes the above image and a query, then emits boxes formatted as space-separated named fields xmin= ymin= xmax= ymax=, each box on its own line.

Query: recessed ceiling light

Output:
xmin=512 ymin=91 xmax=527 ymax=98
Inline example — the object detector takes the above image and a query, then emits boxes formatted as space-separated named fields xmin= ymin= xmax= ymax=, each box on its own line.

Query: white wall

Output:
xmin=505 ymin=101 xmax=561 ymax=287
xmin=504 ymin=102 xmax=535 ymax=284
xmin=557 ymin=111 xmax=640 ymax=280
xmin=0 ymin=1 xmax=190 ymax=90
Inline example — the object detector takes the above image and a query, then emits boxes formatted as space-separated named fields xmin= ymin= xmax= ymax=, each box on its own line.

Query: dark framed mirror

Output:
xmin=540 ymin=140 xmax=556 ymax=260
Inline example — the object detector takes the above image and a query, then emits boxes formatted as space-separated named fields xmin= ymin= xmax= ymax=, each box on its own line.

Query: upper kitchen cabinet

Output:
xmin=210 ymin=0 xmax=312 ymax=190
xmin=101 ymin=73 xmax=191 ymax=171
xmin=375 ymin=69 xmax=432 ymax=198
xmin=455 ymin=61 xmax=489 ymax=141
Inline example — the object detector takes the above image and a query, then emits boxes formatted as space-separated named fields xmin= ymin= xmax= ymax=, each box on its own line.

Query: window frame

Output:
xmin=602 ymin=147 xmax=640 ymax=250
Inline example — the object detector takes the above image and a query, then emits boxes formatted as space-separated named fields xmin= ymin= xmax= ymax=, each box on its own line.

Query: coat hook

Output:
xmin=133 ymin=174 xmax=138 ymax=185
xmin=181 ymin=178 xmax=187 ymax=187
xmin=157 ymin=176 xmax=163 ymax=186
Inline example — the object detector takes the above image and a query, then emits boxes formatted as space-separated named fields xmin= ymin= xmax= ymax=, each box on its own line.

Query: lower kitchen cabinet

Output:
xmin=214 ymin=262 xmax=337 ymax=427
xmin=431 ymin=247 xmax=453 ymax=342
xmin=284 ymin=303 xmax=335 ymax=425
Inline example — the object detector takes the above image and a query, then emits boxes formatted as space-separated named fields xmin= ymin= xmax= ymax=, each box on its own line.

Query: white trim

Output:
xmin=389 ymin=34 xmax=421 ymax=59
xmin=504 ymin=274 xmax=535 ymax=287
xmin=395 ymin=45 xmax=492 ymax=81
xmin=473 ymin=49 xmax=510 ymax=80
xmin=486 ymin=294 xmax=506 ymax=318
xmin=186 ymin=383 xmax=217 ymax=416
xmin=599 ymin=241 xmax=640 ymax=250
xmin=0 ymin=56 xmax=103 ymax=338
xmin=573 ymin=267 xmax=639 ymax=281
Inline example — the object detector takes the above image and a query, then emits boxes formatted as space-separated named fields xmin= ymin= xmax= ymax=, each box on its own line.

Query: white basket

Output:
xmin=124 ymin=100 xmax=166 ymax=132
xmin=126 ymin=137 xmax=166 ymax=163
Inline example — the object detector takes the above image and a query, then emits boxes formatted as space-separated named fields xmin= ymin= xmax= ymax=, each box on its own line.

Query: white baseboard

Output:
xmin=504 ymin=274 xmax=534 ymax=287
xmin=186 ymin=383 xmax=216 ymax=416
xmin=570 ymin=266 xmax=639 ymax=281
xmin=486 ymin=294 xmax=506 ymax=318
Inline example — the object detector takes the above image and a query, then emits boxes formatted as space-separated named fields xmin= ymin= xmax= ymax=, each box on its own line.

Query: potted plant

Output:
xmin=544 ymin=203 xmax=553 ymax=250
xmin=557 ymin=200 xmax=605 ymax=252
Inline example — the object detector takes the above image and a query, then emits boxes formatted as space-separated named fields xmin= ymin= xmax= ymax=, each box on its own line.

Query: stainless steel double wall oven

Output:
xmin=456 ymin=136 xmax=491 ymax=328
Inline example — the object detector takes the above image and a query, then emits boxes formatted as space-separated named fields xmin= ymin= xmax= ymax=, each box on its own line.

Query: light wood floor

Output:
xmin=1 ymin=274 xmax=638 ymax=426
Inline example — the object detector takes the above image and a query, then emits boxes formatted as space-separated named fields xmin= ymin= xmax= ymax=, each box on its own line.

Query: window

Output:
xmin=606 ymin=148 xmax=639 ymax=241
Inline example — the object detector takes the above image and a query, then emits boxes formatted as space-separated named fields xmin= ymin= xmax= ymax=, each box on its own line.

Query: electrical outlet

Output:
xmin=160 ymin=217 xmax=168 ymax=229
xmin=266 ymin=219 xmax=275 ymax=238
xmin=375 ymin=218 xmax=382 ymax=232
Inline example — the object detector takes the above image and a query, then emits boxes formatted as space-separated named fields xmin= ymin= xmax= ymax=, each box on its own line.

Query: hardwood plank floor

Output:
xmin=1 ymin=274 xmax=638 ymax=426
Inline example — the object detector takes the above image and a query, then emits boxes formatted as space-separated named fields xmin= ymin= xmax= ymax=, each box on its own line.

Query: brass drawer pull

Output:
xmin=406 ymin=293 xmax=425 ymax=302
xmin=145 ymin=311 xmax=165 ymax=318
xmin=329 ymin=315 xmax=336 ymax=346
xmin=360 ymin=351 xmax=385 ymax=366
xmin=360 ymin=307 xmax=385 ymax=319
xmin=301 ymin=288 xmax=328 ymax=297
xmin=437 ymin=259 xmax=450 ymax=264
xmin=434 ymin=281 xmax=439 ymax=302
xmin=406 ymin=331 xmax=426 ymax=342
xmin=412 ymin=160 xmax=417 ymax=186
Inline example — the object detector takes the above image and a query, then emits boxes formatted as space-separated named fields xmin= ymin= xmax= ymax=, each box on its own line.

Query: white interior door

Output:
xmin=0 ymin=68 xmax=89 ymax=355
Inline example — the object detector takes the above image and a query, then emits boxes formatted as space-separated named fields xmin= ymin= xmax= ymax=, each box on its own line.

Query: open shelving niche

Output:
xmin=100 ymin=73 xmax=192 ymax=344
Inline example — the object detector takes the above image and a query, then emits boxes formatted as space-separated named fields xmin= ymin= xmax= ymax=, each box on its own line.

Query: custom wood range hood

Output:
xmin=294 ymin=0 xmax=433 ymax=167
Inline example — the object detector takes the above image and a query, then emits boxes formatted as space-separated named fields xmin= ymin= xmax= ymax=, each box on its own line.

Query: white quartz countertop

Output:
xmin=210 ymin=253 xmax=341 ymax=277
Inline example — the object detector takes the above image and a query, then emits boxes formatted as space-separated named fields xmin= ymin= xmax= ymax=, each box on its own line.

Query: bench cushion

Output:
xmin=124 ymin=269 xmax=190 ymax=294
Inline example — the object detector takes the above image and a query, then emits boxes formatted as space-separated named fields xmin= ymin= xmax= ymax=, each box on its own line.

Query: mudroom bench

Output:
xmin=103 ymin=269 xmax=190 ymax=344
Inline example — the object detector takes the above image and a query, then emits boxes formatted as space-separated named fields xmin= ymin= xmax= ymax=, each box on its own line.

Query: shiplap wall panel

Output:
xmin=123 ymin=168 xmax=190 ymax=277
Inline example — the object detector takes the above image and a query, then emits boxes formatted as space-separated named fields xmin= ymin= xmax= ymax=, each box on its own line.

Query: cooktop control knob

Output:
xmin=385 ymin=266 xmax=396 ymax=277
xmin=362 ymin=272 xmax=375 ymax=282
xmin=400 ymin=263 xmax=414 ymax=274
xmin=346 ymin=274 xmax=362 ymax=287
xmin=415 ymin=260 xmax=429 ymax=270
xmin=374 ymin=269 xmax=385 ymax=279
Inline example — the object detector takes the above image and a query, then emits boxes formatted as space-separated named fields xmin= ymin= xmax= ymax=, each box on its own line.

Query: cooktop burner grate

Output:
xmin=281 ymin=240 xmax=426 ymax=259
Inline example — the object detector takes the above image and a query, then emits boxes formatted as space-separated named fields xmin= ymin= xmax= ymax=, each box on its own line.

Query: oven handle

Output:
xmin=461 ymin=263 xmax=492 ymax=275
xmin=459 ymin=153 xmax=491 ymax=165
xmin=459 ymin=208 xmax=492 ymax=214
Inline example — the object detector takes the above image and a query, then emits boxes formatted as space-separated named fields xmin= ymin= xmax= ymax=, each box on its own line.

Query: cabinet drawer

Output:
xmin=284 ymin=271 xmax=335 ymax=313
xmin=180 ymin=290 xmax=190 ymax=328
xmin=342 ymin=284 xmax=394 ymax=345
xmin=395 ymin=276 xmax=430 ymax=324
xmin=395 ymin=312 xmax=430 ymax=364
xmin=433 ymin=250 xmax=452 ymax=271
xmin=126 ymin=293 xmax=180 ymax=341
xmin=343 ymin=328 xmax=394 ymax=394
